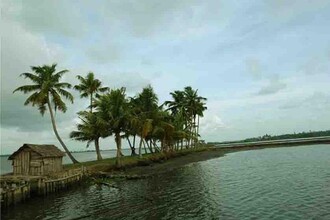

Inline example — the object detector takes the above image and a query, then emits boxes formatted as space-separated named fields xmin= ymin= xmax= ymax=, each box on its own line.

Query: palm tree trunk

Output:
xmin=115 ymin=132 xmax=122 ymax=167
xmin=153 ymin=140 xmax=160 ymax=152
xmin=95 ymin=138 xmax=102 ymax=160
xmin=197 ymin=115 xmax=200 ymax=147
xmin=138 ymin=137 xmax=143 ymax=158
xmin=126 ymin=137 xmax=137 ymax=156
xmin=146 ymin=140 xmax=153 ymax=153
xmin=133 ymin=135 xmax=136 ymax=148
xmin=47 ymin=99 xmax=79 ymax=164
xmin=142 ymin=140 xmax=148 ymax=154
xmin=193 ymin=114 xmax=197 ymax=148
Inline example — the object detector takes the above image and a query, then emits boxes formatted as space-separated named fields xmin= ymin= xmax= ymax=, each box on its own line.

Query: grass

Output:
xmin=64 ymin=146 xmax=213 ymax=173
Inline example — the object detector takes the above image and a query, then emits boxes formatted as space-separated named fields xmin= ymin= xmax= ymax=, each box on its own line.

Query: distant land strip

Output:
xmin=214 ymin=136 xmax=330 ymax=148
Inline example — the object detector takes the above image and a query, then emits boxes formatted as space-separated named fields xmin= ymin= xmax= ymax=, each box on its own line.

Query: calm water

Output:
xmin=0 ymin=149 xmax=132 ymax=175
xmin=1 ymin=144 xmax=330 ymax=220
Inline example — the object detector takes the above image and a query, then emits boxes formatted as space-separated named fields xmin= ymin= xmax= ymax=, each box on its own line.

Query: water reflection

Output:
xmin=2 ymin=145 xmax=330 ymax=220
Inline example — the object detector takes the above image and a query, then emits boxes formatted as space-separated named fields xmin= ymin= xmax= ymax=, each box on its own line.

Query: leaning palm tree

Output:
xmin=13 ymin=64 xmax=79 ymax=163
xmin=70 ymin=111 xmax=105 ymax=160
xmin=74 ymin=72 xmax=109 ymax=112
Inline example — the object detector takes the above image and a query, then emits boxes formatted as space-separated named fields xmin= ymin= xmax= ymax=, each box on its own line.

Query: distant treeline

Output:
xmin=209 ymin=130 xmax=330 ymax=144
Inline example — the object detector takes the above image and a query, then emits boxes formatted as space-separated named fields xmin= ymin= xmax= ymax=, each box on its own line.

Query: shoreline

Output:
xmin=81 ymin=142 xmax=330 ymax=178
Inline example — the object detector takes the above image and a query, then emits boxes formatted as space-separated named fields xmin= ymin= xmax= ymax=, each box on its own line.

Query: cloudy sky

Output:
xmin=1 ymin=0 xmax=330 ymax=154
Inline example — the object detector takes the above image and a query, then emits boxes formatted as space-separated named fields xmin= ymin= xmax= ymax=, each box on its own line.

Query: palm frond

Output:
xmin=56 ymin=88 xmax=74 ymax=103
xmin=55 ymin=82 xmax=72 ymax=89
xmin=19 ymin=73 xmax=41 ymax=83
xmin=51 ymin=90 xmax=67 ymax=112
xmin=53 ymin=69 xmax=69 ymax=81
xmin=13 ymin=85 xmax=40 ymax=94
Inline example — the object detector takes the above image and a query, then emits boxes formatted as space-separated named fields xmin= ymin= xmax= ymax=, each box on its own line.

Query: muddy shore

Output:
xmin=96 ymin=142 xmax=329 ymax=178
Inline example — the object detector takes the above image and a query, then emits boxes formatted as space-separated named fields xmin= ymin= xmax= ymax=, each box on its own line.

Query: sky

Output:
xmin=1 ymin=0 xmax=330 ymax=154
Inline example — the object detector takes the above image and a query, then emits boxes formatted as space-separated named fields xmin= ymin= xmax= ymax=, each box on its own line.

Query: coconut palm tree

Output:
xmin=132 ymin=85 xmax=159 ymax=156
xmin=13 ymin=64 xmax=79 ymax=163
xmin=164 ymin=86 xmax=207 ymax=148
xmin=74 ymin=72 xmax=109 ymax=112
xmin=182 ymin=86 xmax=207 ymax=147
xmin=94 ymin=88 xmax=129 ymax=167
xmin=70 ymin=111 xmax=104 ymax=160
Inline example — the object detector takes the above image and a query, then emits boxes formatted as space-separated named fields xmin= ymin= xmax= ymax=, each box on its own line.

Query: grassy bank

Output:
xmin=65 ymin=142 xmax=330 ymax=177
xmin=64 ymin=146 xmax=214 ymax=174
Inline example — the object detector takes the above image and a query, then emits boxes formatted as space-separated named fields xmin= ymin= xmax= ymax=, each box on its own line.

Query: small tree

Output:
xmin=70 ymin=111 xmax=104 ymax=160
xmin=94 ymin=88 xmax=129 ymax=167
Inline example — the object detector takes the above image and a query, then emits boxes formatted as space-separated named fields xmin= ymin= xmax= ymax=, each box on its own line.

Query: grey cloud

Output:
xmin=267 ymin=0 xmax=330 ymax=23
xmin=300 ymin=54 xmax=330 ymax=75
xmin=102 ymin=72 xmax=151 ymax=95
xmin=279 ymin=101 xmax=301 ymax=110
xmin=1 ymin=90 xmax=50 ymax=131
xmin=84 ymin=0 xmax=228 ymax=38
xmin=87 ymin=46 xmax=120 ymax=64
xmin=256 ymin=77 xmax=287 ymax=96
xmin=0 ymin=17 xmax=83 ymax=132
xmin=2 ymin=0 xmax=88 ymax=37
xmin=279 ymin=92 xmax=330 ymax=110
xmin=141 ymin=58 xmax=154 ymax=66
xmin=4 ymin=0 xmax=228 ymax=38
xmin=246 ymin=58 xmax=263 ymax=80
xmin=1 ymin=89 xmax=84 ymax=132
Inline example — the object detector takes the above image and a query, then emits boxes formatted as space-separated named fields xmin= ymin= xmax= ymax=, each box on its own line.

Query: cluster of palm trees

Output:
xmin=14 ymin=64 xmax=207 ymax=166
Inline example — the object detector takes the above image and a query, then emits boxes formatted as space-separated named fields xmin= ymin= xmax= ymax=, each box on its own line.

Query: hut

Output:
xmin=8 ymin=144 xmax=66 ymax=176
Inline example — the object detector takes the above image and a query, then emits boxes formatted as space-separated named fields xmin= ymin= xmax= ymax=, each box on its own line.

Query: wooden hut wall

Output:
xmin=29 ymin=160 xmax=43 ymax=176
xmin=42 ymin=157 xmax=63 ymax=174
xmin=29 ymin=151 xmax=44 ymax=176
xmin=12 ymin=149 xmax=31 ymax=175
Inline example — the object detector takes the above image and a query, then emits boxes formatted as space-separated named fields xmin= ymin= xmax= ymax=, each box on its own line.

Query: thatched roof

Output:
xmin=8 ymin=144 xmax=66 ymax=160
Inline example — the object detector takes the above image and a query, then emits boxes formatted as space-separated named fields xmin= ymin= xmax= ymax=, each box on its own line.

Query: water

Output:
xmin=1 ymin=144 xmax=330 ymax=219
xmin=0 ymin=149 xmax=132 ymax=175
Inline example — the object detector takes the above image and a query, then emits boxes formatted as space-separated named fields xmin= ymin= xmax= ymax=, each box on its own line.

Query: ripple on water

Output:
xmin=1 ymin=145 xmax=330 ymax=220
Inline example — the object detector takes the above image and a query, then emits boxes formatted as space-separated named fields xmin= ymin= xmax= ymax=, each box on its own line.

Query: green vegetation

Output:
xmin=14 ymin=63 xmax=207 ymax=167
xmin=210 ymin=130 xmax=330 ymax=144
xmin=64 ymin=146 xmax=211 ymax=172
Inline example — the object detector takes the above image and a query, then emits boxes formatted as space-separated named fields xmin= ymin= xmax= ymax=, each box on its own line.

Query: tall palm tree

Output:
xmin=164 ymin=86 xmax=207 ymax=148
xmin=183 ymin=86 xmax=207 ymax=147
xmin=94 ymin=88 xmax=129 ymax=167
xmin=74 ymin=72 xmax=109 ymax=112
xmin=133 ymin=85 xmax=159 ymax=156
xmin=13 ymin=64 xmax=79 ymax=163
xmin=70 ymin=111 xmax=104 ymax=160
